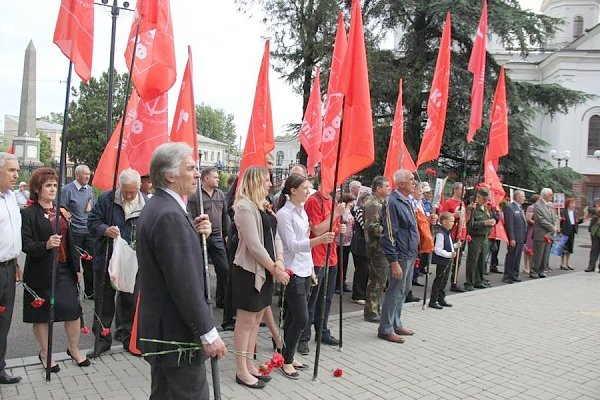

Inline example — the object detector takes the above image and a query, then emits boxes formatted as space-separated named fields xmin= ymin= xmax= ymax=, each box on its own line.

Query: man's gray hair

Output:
xmin=452 ymin=182 xmax=463 ymax=191
xmin=150 ymin=142 xmax=193 ymax=189
xmin=0 ymin=152 xmax=17 ymax=169
xmin=513 ymin=190 xmax=525 ymax=199
xmin=393 ymin=169 xmax=412 ymax=185
xmin=540 ymin=187 xmax=552 ymax=196
xmin=119 ymin=168 xmax=141 ymax=187
xmin=349 ymin=180 xmax=362 ymax=191
xmin=75 ymin=164 xmax=90 ymax=175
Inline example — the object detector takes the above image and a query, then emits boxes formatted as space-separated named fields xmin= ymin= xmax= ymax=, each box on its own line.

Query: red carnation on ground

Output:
xmin=31 ymin=298 xmax=46 ymax=308
xmin=100 ymin=328 xmax=111 ymax=337
xmin=425 ymin=168 xmax=436 ymax=177
xmin=81 ymin=326 xmax=92 ymax=335
xmin=333 ymin=368 xmax=343 ymax=377
xmin=269 ymin=352 xmax=284 ymax=369
xmin=0 ymin=306 xmax=5 ymax=314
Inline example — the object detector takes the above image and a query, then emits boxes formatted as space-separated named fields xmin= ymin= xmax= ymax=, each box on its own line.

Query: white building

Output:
xmin=197 ymin=134 xmax=231 ymax=168
xmin=3 ymin=115 xmax=63 ymax=162
xmin=492 ymin=0 xmax=600 ymax=204
xmin=273 ymin=135 xmax=300 ymax=169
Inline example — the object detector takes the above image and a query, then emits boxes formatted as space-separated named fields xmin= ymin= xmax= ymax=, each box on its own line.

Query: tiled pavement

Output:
xmin=2 ymin=271 xmax=600 ymax=399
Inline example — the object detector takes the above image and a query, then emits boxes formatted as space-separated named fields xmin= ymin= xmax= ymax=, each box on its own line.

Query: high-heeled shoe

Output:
xmin=271 ymin=337 xmax=282 ymax=353
xmin=66 ymin=349 xmax=91 ymax=367
xmin=38 ymin=352 xmax=60 ymax=373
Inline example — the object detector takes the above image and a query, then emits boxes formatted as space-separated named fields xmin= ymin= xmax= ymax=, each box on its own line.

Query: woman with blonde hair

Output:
xmin=232 ymin=166 xmax=289 ymax=389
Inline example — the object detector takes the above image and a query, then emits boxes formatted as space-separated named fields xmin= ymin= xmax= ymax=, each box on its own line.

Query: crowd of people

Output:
xmin=0 ymin=148 xmax=598 ymax=397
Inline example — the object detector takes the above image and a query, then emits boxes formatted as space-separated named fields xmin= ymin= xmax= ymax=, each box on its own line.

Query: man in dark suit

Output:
xmin=136 ymin=143 xmax=227 ymax=399
xmin=503 ymin=190 xmax=527 ymax=283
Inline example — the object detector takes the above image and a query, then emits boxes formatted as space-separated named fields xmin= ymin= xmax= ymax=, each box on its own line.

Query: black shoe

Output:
xmin=66 ymin=349 xmax=91 ymax=367
xmin=0 ymin=370 xmax=21 ymax=384
xmin=501 ymin=277 xmax=513 ymax=284
xmin=490 ymin=268 xmax=502 ymax=274
xmin=450 ymin=285 xmax=467 ymax=293
xmin=512 ymin=277 xmax=522 ymax=282
xmin=439 ymin=300 xmax=453 ymax=307
xmin=252 ymin=373 xmax=272 ymax=382
xmin=280 ymin=367 xmax=300 ymax=380
xmin=297 ymin=341 xmax=309 ymax=355
xmin=412 ymin=281 xmax=424 ymax=287
xmin=538 ymin=274 xmax=547 ymax=278
xmin=463 ymin=285 xmax=474 ymax=291
xmin=221 ymin=321 xmax=235 ymax=331
xmin=38 ymin=353 xmax=60 ymax=373
xmin=585 ymin=267 xmax=595 ymax=272
xmin=473 ymin=283 xmax=487 ymax=289
xmin=86 ymin=341 xmax=111 ymax=359
xmin=428 ymin=302 xmax=443 ymax=310
xmin=529 ymin=273 xmax=539 ymax=279
xmin=321 ymin=335 xmax=339 ymax=346
xmin=235 ymin=375 xmax=266 ymax=389
xmin=405 ymin=295 xmax=421 ymax=303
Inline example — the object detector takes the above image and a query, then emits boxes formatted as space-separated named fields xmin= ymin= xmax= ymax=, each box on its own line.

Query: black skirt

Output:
xmin=23 ymin=263 xmax=81 ymax=323
xmin=232 ymin=265 xmax=274 ymax=312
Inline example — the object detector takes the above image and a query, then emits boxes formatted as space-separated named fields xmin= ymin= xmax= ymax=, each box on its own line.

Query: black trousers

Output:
xmin=150 ymin=360 xmax=209 ymax=400
xmin=222 ymin=238 xmax=236 ymax=325
xmin=488 ymin=239 xmax=500 ymax=269
xmin=71 ymin=232 xmax=95 ymax=297
xmin=301 ymin=266 xmax=337 ymax=342
xmin=589 ymin=235 xmax=600 ymax=269
xmin=206 ymin=235 xmax=229 ymax=308
xmin=0 ymin=260 xmax=16 ymax=371
xmin=92 ymin=266 xmax=135 ymax=347
xmin=282 ymin=275 xmax=310 ymax=364
xmin=504 ymin=241 xmax=524 ymax=281
xmin=430 ymin=263 xmax=451 ymax=303
xmin=351 ymin=254 xmax=369 ymax=301
xmin=335 ymin=245 xmax=351 ymax=290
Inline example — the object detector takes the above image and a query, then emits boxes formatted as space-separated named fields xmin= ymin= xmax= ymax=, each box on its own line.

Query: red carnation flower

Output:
xmin=414 ymin=258 xmax=421 ymax=267
xmin=543 ymin=236 xmax=553 ymax=244
xmin=258 ymin=362 xmax=273 ymax=376
xmin=526 ymin=249 xmax=534 ymax=256
xmin=285 ymin=269 xmax=294 ymax=277
xmin=465 ymin=235 xmax=473 ymax=242
xmin=80 ymin=326 xmax=92 ymax=335
xmin=268 ymin=352 xmax=285 ymax=369
xmin=425 ymin=168 xmax=436 ymax=177
xmin=333 ymin=368 xmax=343 ymax=377
xmin=100 ymin=328 xmax=111 ymax=337
xmin=0 ymin=306 xmax=5 ymax=314
xmin=31 ymin=298 xmax=46 ymax=308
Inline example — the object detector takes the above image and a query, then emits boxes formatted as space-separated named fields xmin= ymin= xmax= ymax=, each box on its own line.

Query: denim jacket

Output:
xmin=380 ymin=190 xmax=420 ymax=262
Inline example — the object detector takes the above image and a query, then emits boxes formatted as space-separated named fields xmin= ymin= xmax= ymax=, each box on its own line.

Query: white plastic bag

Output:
xmin=108 ymin=236 xmax=138 ymax=293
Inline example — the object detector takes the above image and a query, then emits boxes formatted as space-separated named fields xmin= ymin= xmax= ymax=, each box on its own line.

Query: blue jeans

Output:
xmin=378 ymin=257 xmax=415 ymax=335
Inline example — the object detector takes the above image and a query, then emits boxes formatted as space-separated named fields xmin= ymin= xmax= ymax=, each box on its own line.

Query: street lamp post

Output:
xmin=594 ymin=150 xmax=600 ymax=160
xmin=549 ymin=149 xmax=571 ymax=167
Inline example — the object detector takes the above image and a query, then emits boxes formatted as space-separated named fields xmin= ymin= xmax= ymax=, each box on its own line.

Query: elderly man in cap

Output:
xmin=15 ymin=181 xmax=29 ymax=208
xmin=464 ymin=188 xmax=497 ymax=291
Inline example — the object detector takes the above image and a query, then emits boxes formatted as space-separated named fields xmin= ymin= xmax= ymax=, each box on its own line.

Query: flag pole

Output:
xmin=337 ymin=237 xmax=343 ymax=351
xmin=452 ymin=143 xmax=470 ymax=285
xmin=313 ymin=100 xmax=345 ymax=381
xmin=195 ymin=159 xmax=222 ymax=400
xmin=45 ymin=60 xmax=73 ymax=382
xmin=91 ymin=16 xmax=140 ymax=359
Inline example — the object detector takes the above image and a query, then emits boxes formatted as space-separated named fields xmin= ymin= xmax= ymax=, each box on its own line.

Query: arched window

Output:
xmin=588 ymin=115 xmax=600 ymax=155
xmin=574 ymin=16 xmax=584 ymax=39
xmin=211 ymin=151 xmax=215 ymax=161
xmin=217 ymin=151 xmax=221 ymax=161
xmin=276 ymin=151 xmax=284 ymax=166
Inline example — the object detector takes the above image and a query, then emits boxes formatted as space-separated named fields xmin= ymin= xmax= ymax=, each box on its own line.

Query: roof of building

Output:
xmin=198 ymin=134 xmax=227 ymax=146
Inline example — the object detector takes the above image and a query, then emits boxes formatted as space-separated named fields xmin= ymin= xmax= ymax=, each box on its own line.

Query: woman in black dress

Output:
xmin=21 ymin=168 xmax=89 ymax=372
xmin=560 ymin=197 xmax=582 ymax=270
xmin=232 ymin=166 xmax=289 ymax=389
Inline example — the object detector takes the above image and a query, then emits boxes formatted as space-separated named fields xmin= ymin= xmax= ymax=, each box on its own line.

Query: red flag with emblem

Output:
xmin=125 ymin=0 xmax=176 ymax=100
xmin=170 ymin=46 xmax=198 ymax=161
xmin=467 ymin=0 xmax=487 ymax=143
xmin=485 ymin=67 xmax=508 ymax=165
xmin=238 ymin=41 xmax=274 ymax=182
xmin=93 ymin=119 xmax=131 ymax=191
xmin=53 ymin=0 xmax=94 ymax=83
xmin=416 ymin=13 xmax=452 ymax=167
xmin=300 ymin=68 xmax=323 ymax=176
xmin=384 ymin=79 xmax=416 ymax=185
xmin=320 ymin=11 xmax=347 ymax=195
xmin=7 ymin=145 xmax=14 ymax=155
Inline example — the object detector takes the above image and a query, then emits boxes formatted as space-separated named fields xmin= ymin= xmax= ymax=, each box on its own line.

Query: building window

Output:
xmin=211 ymin=151 xmax=215 ymax=161
xmin=276 ymin=151 xmax=284 ymax=167
xmin=574 ymin=16 xmax=584 ymax=39
xmin=217 ymin=151 xmax=221 ymax=161
xmin=588 ymin=115 xmax=600 ymax=155
xmin=296 ymin=152 xmax=301 ymax=164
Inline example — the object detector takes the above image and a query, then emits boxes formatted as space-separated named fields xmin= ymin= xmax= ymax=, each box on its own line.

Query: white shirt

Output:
xmin=276 ymin=199 xmax=313 ymax=277
xmin=0 ymin=189 xmax=22 ymax=262
xmin=434 ymin=231 xmax=455 ymax=259
xmin=161 ymin=188 xmax=219 ymax=345
xmin=568 ymin=209 xmax=575 ymax=225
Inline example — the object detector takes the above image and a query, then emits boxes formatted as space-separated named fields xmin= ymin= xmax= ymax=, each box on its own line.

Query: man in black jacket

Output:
xmin=503 ymin=190 xmax=527 ymax=283
xmin=136 ymin=143 xmax=226 ymax=399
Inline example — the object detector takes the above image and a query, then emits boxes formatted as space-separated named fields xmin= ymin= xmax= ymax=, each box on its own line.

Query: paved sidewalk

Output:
xmin=2 ymin=272 xmax=600 ymax=399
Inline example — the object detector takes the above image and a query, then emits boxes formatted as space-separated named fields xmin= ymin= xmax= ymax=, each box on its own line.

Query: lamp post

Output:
xmin=549 ymin=149 xmax=571 ymax=167
xmin=594 ymin=150 xmax=600 ymax=160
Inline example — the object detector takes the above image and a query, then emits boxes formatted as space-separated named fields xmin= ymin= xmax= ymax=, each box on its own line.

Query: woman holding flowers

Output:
xmin=21 ymin=168 xmax=89 ymax=371
xmin=276 ymin=174 xmax=335 ymax=379
xmin=232 ymin=166 xmax=290 ymax=389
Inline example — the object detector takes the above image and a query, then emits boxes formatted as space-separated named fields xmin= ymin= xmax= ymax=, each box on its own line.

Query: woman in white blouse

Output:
xmin=276 ymin=174 xmax=335 ymax=380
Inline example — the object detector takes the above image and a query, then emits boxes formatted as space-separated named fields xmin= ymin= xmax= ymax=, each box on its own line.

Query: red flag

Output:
xmin=322 ymin=0 xmax=374 ymax=194
xmin=125 ymin=92 xmax=169 ymax=176
xmin=53 ymin=0 xmax=94 ymax=83
xmin=484 ymin=159 xmax=506 ymax=208
xmin=170 ymin=46 xmax=198 ymax=161
xmin=467 ymin=0 xmax=488 ymax=143
xmin=6 ymin=145 xmax=14 ymax=155
xmin=300 ymin=68 xmax=323 ymax=176
xmin=238 ymin=41 xmax=274 ymax=182
xmin=485 ymin=67 xmax=508 ymax=164
xmin=384 ymin=79 xmax=416 ymax=184
xmin=93 ymin=119 xmax=131 ymax=191
xmin=320 ymin=11 xmax=347 ymax=195
xmin=125 ymin=0 xmax=176 ymax=100
xmin=416 ymin=13 xmax=452 ymax=167
xmin=128 ymin=293 xmax=142 ymax=355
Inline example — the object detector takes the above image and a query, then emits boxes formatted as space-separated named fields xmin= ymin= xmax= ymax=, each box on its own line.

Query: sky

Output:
xmin=0 ymin=0 xmax=542 ymax=142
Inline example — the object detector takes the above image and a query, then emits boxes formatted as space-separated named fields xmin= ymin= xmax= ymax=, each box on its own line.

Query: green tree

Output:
xmin=66 ymin=70 xmax=129 ymax=171
xmin=195 ymin=103 xmax=237 ymax=146
xmin=39 ymin=112 xmax=64 ymax=125
xmin=37 ymin=131 xmax=52 ymax=166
